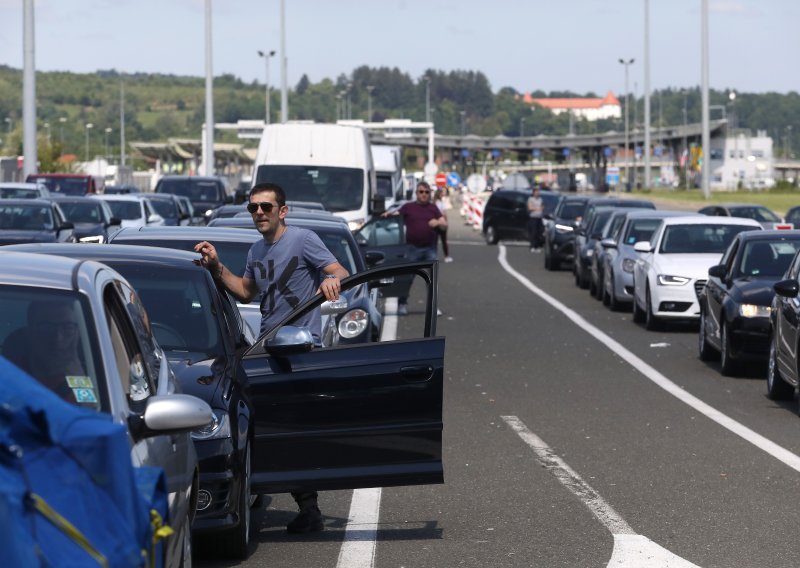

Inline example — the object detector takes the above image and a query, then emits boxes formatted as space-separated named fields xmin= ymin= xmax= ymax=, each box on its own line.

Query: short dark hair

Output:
xmin=417 ymin=181 xmax=431 ymax=192
xmin=249 ymin=182 xmax=286 ymax=206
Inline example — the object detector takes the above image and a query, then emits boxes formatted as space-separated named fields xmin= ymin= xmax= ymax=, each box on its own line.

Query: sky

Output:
xmin=1 ymin=0 xmax=798 ymax=96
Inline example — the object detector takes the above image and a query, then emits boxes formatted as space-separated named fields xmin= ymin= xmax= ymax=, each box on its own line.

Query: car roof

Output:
xmin=27 ymin=173 xmax=90 ymax=179
xmin=734 ymin=229 xmax=800 ymax=241
xmin=0 ymin=250 xmax=89 ymax=289
xmin=708 ymin=202 xmax=774 ymax=209
xmin=3 ymin=242 xmax=201 ymax=268
xmin=157 ymin=175 xmax=222 ymax=182
xmin=660 ymin=215 xmax=763 ymax=227
xmin=0 ymin=198 xmax=54 ymax=206
xmin=0 ymin=182 xmax=41 ymax=190
xmin=110 ymin=226 xmax=262 ymax=244
xmin=91 ymin=194 xmax=145 ymax=202
xmin=625 ymin=209 xmax=698 ymax=219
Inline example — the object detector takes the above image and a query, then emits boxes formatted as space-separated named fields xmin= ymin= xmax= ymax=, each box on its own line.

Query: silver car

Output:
xmin=0 ymin=251 xmax=212 ymax=567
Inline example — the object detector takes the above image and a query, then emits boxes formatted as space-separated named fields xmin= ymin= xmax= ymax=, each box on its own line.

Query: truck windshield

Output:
xmin=255 ymin=165 xmax=363 ymax=213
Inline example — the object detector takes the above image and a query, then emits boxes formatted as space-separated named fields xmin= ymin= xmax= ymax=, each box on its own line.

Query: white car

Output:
xmin=632 ymin=215 xmax=763 ymax=330
xmin=92 ymin=194 xmax=165 ymax=228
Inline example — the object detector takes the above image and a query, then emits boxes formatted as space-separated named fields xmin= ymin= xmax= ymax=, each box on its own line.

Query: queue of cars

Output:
xmin=0 ymin=177 xmax=446 ymax=564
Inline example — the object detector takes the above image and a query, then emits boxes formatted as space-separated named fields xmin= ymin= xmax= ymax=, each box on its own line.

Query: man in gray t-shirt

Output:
xmin=195 ymin=181 xmax=349 ymax=534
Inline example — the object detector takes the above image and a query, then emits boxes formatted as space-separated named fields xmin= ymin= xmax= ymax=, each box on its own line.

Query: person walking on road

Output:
xmin=386 ymin=180 xmax=447 ymax=315
xmin=195 ymin=181 xmax=349 ymax=534
xmin=434 ymin=187 xmax=453 ymax=262
xmin=527 ymin=186 xmax=544 ymax=252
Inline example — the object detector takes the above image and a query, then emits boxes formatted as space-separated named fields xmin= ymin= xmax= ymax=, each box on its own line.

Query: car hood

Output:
xmin=165 ymin=353 xmax=226 ymax=403
xmin=0 ymin=230 xmax=58 ymax=245
xmin=732 ymin=277 xmax=779 ymax=306
xmin=654 ymin=253 xmax=723 ymax=278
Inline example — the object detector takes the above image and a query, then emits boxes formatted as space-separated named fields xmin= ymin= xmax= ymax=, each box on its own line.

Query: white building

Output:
xmin=523 ymin=91 xmax=621 ymax=122
xmin=709 ymin=130 xmax=775 ymax=190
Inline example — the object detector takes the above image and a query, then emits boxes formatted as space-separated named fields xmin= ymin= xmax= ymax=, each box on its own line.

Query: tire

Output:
xmin=767 ymin=341 xmax=794 ymax=400
xmin=644 ymin=286 xmax=661 ymax=331
xmin=589 ymin=278 xmax=597 ymax=298
xmin=607 ymin=272 xmax=622 ymax=311
xmin=215 ymin=444 xmax=252 ymax=559
xmin=544 ymin=251 xmax=552 ymax=270
xmin=602 ymin=283 xmax=611 ymax=307
xmin=698 ymin=309 xmax=717 ymax=361
xmin=180 ymin=524 xmax=192 ymax=568
xmin=719 ymin=321 xmax=738 ymax=376
xmin=484 ymin=225 xmax=498 ymax=245
xmin=632 ymin=293 xmax=646 ymax=323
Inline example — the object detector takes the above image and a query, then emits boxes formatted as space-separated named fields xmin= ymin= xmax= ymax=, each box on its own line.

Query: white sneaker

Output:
xmin=397 ymin=304 xmax=408 ymax=316
xmin=444 ymin=256 xmax=453 ymax=263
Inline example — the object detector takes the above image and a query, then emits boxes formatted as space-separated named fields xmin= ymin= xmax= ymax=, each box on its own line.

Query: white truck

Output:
xmin=371 ymin=145 xmax=404 ymax=210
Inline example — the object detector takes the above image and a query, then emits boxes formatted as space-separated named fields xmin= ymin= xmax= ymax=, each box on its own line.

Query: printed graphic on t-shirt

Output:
xmin=253 ymin=256 xmax=301 ymax=314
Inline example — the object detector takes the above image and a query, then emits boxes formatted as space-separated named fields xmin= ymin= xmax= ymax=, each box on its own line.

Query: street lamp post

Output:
xmin=682 ymin=94 xmax=689 ymax=190
xmin=424 ymin=76 xmax=431 ymax=123
xmin=44 ymin=122 xmax=50 ymax=144
xmin=785 ymin=125 xmax=793 ymax=159
xmin=84 ymin=123 xmax=93 ymax=162
xmin=459 ymin=110 xmax=466 ymax=137
xmin=257 ymin=49 xmax=276 ymax=124
xmin=520 ymin=117 xmax=525 ymax=137
xmin=346 ymin=82 xmax=353 ymax=120
xmin=618 ymin=58 xmax=634 ymax=191
xmin=104 ymin=127 xmax=112 ymax=159
xmin=366 ymin=85 xmax=375 ymax=122
xmin=59 ymin=116 xmax=67 ymax=146
xmin=4 ymin=117 xmax=11 ymax=135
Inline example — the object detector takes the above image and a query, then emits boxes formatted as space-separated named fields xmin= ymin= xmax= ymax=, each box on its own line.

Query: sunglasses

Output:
xmin=417 ymin=190 xmax=431 ymax=195
xmin=246 ymin=202 xmax=279 ymax=214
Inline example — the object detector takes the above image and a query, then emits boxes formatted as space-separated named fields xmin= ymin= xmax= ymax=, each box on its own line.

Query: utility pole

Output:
xmin=366 ymin=85 xmax=375 ymax=121
xmin=618 ymin=58 xmax=634 ymax=191
xmin=643 ymin=0 xmax=651 ymax=189
xmin=258 ymin=49 xmax=276 ymax=124
xmin=280 ymin=0 xmax=288 ymax=123
xmin=701 ymin=0 xmax=710 ymax=199
xmin=22 ymin=0 xmax=37 ymax=177
xmin=203 ymin=0 xmax=214 ymax=175
xmin=424 ymin=76 xmax=431 ymax=123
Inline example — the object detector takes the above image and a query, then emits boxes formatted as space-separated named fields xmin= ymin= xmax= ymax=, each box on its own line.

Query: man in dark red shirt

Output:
xmin=389 ymin=181 xmax=447 ymax=314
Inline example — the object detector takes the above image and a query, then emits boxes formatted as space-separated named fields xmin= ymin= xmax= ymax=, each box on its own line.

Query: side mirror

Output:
xmin=147 ymin=214 xmax=164 ymax=225
xmin=590 ymin=232 xmax=602 ymax=240
xmin=224 ymin=195 xmax=233 ymax=204
xmin=364 ymin=250 xmax=385 ymax=267
xmin=633 ymin=241 xmax=652 ymax=253
xmin=108 ymin=216 xmax=122 ymax=227
xmin=59 ymin=221 xmax=74 ymax=231
xmin=129 ymin=394 xmax=213 ymax=440
xmin=544 ymin=213 xmax=554 ymax=221
xmin=774 ymin=279 xmax=799 ymax=298
xmin=600 ymin=237 xmax=617 ymax=249
xmin=370 ymin=195 xmax=386 ymax=216
xmin=708 ymin=264 xmax=727 ymax=279
xmin=264 ymin=326 xmax=314 ymax=356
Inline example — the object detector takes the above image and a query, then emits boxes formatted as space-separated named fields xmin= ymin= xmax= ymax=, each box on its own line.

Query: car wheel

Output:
xmin=632 ymin=292 xmax=646 ymax=323
xmin=180 ymin=523 xmax=193 ymax=568
xmin=719 ymin=322 xmax=738 ymax=376
xmin=767 ymin=341 xmax=794 ymax=400
xmin=215 ymin=443 xmax=251 ymax=559
xmin=589 ymin=277 xmax=597 ymax=298
xmin=644 ymin=286 xmax=661 ymax=331
xmin=602 ymin=281 xmax=611 ymax=307
xmin=484 ymin=225 xmax=498 ymax=245
xmin=544 ymin=250 xmax=552 ymax=270
xmin=698 ymin=309 xmax=717 ymax=361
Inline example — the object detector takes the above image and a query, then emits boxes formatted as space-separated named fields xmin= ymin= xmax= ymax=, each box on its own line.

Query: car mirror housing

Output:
xmin=708 ymin=264 xmax=727 ymax=279
xmin=59 ymin=221 xmax=75 ymax=231
xmin=130 ymin=394 xmax=213 ymax=440
xmin=600 ymin=238 xmax=617 ymax=249
xmin=774 ymin=279 xmax=800 ymax=298
xmin=264 ymin=326 xmax=315 ymax=356
xmin=633 ymin=241 xmax=652 ymax=253
xmin=364 ymin=250 xmax=385 ymax=267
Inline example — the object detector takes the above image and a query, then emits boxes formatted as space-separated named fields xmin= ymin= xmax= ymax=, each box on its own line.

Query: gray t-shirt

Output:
xmin=243 ymin=225 xmax=337 ymax=339
xmin=528 ymin=196 xmax=543 ymax=218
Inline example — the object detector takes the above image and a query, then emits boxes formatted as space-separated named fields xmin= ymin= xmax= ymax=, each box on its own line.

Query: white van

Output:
xmin=371 ymin=145 xmax=403 ymax=210
xmin=253 ymin=123 xmax=380 ymax=230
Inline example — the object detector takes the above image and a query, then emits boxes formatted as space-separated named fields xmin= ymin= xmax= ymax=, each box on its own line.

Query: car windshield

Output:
xmin=623 ymin=218 xmax=661 ymax=245
xmin=111 ymin=264 xmax=224 ymax=356
xmin=0 ymin=286 xmax=106 ymax=411
xmin=59 ymin=201 xmax=104 ymax=223
xmin=541 ymin=193 xmax=560 ymax=214
xmin=785 ymin=208 xmax=800 ymax=226
xmin=557 ymin=201 xmax=586 ymax=221
xmin=588 ymin=210 xmax=614 ymax=234
xmin=0 ymin=204 xmax=54 ymax=230
xmin=0 ymin=187 xmax=39 ymax=199
xmin=28 ymin=176 xmax=87 ymax=196
xmin=736 ymin=240 xmax=800 ymax=278
xmin=158 ymin=179 xmax=223 ymax=203
xmin=728 ymin=206 xmax=780 ymax=223
xmin=376 ymin=173 xmax=394 ymax=198
xmin=660 ymin=223 xmax=755 ymax=254
xmin=255 ymin=165 xmax=364 ymax=213
xmin=148 ymin=198 xmax=179 ymax=218
xmin=105 ymin=200 xmax=142 ymax=220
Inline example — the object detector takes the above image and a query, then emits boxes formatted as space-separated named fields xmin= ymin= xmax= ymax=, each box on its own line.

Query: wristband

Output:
xmin=325 ymin=274 xmax=338 ymax=279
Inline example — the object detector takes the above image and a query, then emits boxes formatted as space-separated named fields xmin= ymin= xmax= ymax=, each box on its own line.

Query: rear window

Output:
xmin=556 ymin=200 xmax=586 ymax=221
xmin=105 ymin=201 xmax=143 ymax=221
xmin=157 ymin=179 xmax=224 ymax=203
xmin=660 ymin=224 xmax=757 ymax=254
xmin=0 ymin=204 xmax=54 ymax=230
xmin=27 ymin=176 xmax=88 ymax=196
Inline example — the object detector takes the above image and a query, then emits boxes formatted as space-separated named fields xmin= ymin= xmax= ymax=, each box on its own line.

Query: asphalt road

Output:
xmin=198 ymin=208 xmax=800 ymax=568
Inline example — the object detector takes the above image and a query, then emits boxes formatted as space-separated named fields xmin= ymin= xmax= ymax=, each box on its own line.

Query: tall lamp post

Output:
xmin=59 ymin=116 xmax=67 ymax=147
xmin=84 ymin=123 xmax=93 ymax=162
xmin=104 ymin=127 xmax=112 ymax=160
xmin=44 ymin=122 xmax=50 ymax=144
xmin=424 ymin=76 xmax=431 ymax=123
xmin=682 ymin=92 xmax=689 ymax=190
xmin=459 ymin=110 xmax=466 ymax=137
xmin=366 ymin=85 xmax=375 ymax=122
xmin=520 ymin=117 xmax=526 ymax=137
xmin=618 ymin=58 xmax=634 ymax=191
xmin=257 ymin=49 xmax=276 ymax=125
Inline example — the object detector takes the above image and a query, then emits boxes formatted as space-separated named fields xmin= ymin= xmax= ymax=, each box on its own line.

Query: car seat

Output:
xmin=666 ymin=228 xmax=691 ymax=252
xmin=744 ymin=242 xmax=778 ymax=276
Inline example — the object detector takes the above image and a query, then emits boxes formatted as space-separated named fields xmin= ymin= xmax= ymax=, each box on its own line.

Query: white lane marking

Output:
xmin=336 ymin=487 xmax=382 ymax=568
xmin=502 ymin=416 xmax=700 ymax=568
xmin=335 ymin=298 xmax=397 ymax=568
xmin=497 ymin=244 xmax=800 ymax=473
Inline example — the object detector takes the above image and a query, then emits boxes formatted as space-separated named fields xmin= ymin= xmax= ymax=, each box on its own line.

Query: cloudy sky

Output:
xmin=1 ymin=0 xmax=798 ymax=95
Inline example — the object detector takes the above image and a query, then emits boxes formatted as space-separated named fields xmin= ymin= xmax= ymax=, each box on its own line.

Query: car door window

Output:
xmin=358 ymin=216 xmax=405 ymax=246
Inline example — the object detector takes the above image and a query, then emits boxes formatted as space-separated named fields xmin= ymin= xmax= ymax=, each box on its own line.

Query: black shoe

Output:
xmin=286 ymin=506 xmax=324 ymax=533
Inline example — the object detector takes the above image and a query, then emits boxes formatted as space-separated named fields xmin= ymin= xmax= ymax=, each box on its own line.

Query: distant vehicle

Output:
xmin=174 ymin=194 xmax=204 ymax=226
xmin=253 ymin=123 xmax=380 ymax=230
xmin=574 ymin=207 xmax=616 ymax=290
xmin=588 ymin=208 xmax=640 ymax=299
xmin=372 ymin=145 xmax=404 ymax=210
xmin=782 ymin=205 xmax=800 ymax=228
xmin=632 ymin=216 xmax=763 ymax=330
xmin=0 ymin=182 xmax=50 ymax=199
xmin=543 ymin=195 xmax=590 ymax=270
xmin=49 ymin=195 xmax=122 ymax=243
xmin=137 ymin=193 xmax=190 ymax=226
xmin=698 ymin=231 xmax=800 ymax=375
xmin=104 ymin=184 xmax=140 ymax=194
xmin=154 ymin=175 xmax=232 ymax=224
xmin=0 ymin=198 xmax=75 ymax=245
xmin=698 ymin=203 xmax=787 ymax=230
xmin=91 ymin=194 xmax=165 ymax=228
xmin=25 ymin=173 xmax=99 ymax=195
xmin=767 ymin=247 xmax=800 ymax=404
xmin=481 ymin=189 xmax=559 ymax=245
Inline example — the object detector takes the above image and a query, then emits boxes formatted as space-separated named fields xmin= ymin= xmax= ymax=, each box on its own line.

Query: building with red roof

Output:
xmin=522 ymin=91 xmax=621 ymax=122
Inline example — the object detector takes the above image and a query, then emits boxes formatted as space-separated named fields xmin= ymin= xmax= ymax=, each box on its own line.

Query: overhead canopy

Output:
xmin=131 ymin=138 xmax=253 ymax=164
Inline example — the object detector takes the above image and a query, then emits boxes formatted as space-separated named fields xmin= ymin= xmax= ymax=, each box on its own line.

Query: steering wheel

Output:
xmin=151 ymin=322 xmax=187 ymax=349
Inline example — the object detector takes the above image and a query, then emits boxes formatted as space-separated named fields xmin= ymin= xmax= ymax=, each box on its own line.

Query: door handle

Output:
xmin=400 ymin=365 xmax=433 ymax=383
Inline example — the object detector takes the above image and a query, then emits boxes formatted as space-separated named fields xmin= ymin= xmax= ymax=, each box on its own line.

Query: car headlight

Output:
xmin=191 ymin=409 xmax=231 ymax=440
xmin=585 ymin=249 xmax=594 ymax=257
xmin=657 ymin=274 xmax=690 ymax=286
xmin=204 ymin=209 xmax=214 ymax=218
xmin=622 ymin=258 xmax=636 ymax=273
xmin=739 ymin=304 xmax=771 ymax=318
xmin=555 ymin=223 xmax=574 ymax=234
xmin=79 ymin=235 xmax=105 ymax=244
xmin=338 ymin=309 xmax=368 ymax=339
xmin=348 ymin=218 xmax=365 ymax=231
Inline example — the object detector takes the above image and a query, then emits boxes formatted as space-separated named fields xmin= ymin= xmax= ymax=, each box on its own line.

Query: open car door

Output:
xmin=243 ymin=261 xmax=444 ymax=494
xmin=354 ymin=215 xmax=414 ymax=298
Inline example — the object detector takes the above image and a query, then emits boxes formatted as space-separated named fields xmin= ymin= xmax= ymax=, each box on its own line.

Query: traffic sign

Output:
xmin=423 ymin=162 xmax=438 ymax=176
xmin=446 ymin=172 xmax=461 ymax=187
xmin=606 ymin=166 xmax=620 ymax=186
xmin=435 ymin=173 xmax=447 ymax=187
xmin=466 ymin=174 xmax=487 ymax=194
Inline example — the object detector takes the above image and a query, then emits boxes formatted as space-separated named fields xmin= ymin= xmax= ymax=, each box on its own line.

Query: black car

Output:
xmin=155 ymin=175 xmax=232 ymax=223
xmin=3 ymin=243 xmax=257 ymax=557
xmin=699 ymin=231 xmax=800 ymax=376
xmin=574 ymin=206 xmax=617 ymax=289
xmin=104 ymin=184 xmax=140 ymax=194
xmin=0 ymin=198 xmax=75 ymax=245
xmin=766 ymin=241 xmax=800 ymax=403
xmin=481 ymin=188 xmax=559 ymax=245
xmin=543 ymin=195 xmax=590 ymax=270
xmin=137 ymin=193 xmax=190 ymax=226
xmin=50 ymin=195 xmax=122 ymax=243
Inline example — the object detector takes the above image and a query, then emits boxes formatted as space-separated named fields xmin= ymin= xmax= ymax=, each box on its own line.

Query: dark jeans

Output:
xmin=528 ymin=217 xmax=544 ymax=248
xmin=399 ymin=245 xmax=437 ymax=305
